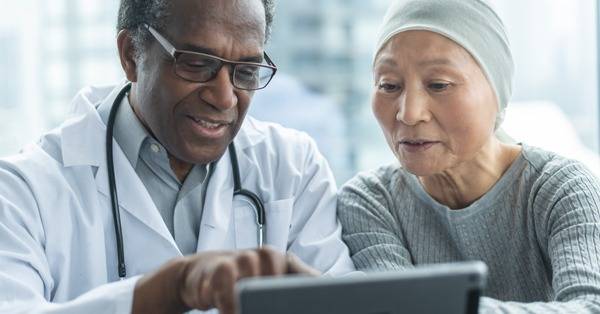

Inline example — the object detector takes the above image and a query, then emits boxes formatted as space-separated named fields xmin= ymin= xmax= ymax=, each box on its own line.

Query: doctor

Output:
xmin=0 ymin=0 xmax=355 ymax=313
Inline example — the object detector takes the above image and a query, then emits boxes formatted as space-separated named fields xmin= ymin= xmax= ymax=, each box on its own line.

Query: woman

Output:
xmin=338 ymin=0 xmax=600 ymax=312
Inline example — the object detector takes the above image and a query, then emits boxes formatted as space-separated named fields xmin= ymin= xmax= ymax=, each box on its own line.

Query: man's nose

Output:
xmin=395 ymin=87 xmax=431 ymax=126
xmin=201 ymin=66 xmax=238 ymax=111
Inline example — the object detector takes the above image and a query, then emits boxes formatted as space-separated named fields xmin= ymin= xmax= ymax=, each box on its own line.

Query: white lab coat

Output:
xmin=0 ymin=82 xmax=355 ymax=313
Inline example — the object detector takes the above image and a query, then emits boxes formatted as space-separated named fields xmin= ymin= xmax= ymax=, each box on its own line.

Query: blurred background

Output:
xmin=0 ymin=0 xmax=599 ymax=184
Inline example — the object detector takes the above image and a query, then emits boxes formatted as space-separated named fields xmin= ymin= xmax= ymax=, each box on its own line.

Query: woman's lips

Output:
xmin=397 ymin=140 xmax=439 ymax=153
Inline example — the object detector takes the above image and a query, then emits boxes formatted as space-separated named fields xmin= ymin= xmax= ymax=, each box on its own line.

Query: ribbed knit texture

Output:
xmin=338 ymin=144 xmax=600 ymax=313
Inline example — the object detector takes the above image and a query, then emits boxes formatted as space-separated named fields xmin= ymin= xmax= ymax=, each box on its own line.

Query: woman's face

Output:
xmin=372 ymin=30 xmax=498 ymax=176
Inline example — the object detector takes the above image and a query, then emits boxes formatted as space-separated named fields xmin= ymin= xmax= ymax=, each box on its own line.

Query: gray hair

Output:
xmin=117 ymin=0 xmax=275 ymax=60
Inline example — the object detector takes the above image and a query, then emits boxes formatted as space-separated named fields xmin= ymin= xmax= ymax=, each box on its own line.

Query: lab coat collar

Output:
xmin=61 ymin=81 xmax=179 ymax=251
xmin=61 ymin=80 xmax=130 ymax=167
xmin=93 ymin=138 xmax=181 ymax=254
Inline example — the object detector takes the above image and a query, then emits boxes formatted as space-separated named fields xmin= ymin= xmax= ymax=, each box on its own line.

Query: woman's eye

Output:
xmin=428 ymin=82 xmax=450 ymax=91
xmin=378 ymin=82 xmax=401 ymax=92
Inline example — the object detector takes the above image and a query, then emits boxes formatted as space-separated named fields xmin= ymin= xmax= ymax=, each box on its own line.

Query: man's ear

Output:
xmin=117 ymin=30 xmax=139 ymax=82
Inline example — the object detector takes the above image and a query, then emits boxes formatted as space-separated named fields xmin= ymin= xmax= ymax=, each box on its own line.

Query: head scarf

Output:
xmin=374 ymin=0 xmax=514 ymax=129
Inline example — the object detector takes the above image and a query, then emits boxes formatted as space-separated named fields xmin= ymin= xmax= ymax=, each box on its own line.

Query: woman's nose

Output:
xmin=396 ymin=88 xmax=431 ymax=126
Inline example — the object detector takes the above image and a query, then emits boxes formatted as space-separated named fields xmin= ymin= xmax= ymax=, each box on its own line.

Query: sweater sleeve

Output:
xmin=337 ymin=171 xmax=414 ymax=271
xmin=479 ymin=162 xmax=600 ymax=313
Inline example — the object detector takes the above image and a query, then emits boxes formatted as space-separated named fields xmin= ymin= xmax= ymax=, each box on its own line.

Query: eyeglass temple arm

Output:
xmin=145 ymin=23 xmax=276 ymax=72
xmin=263 ymin=52 xmax=276 ymax=67
xmin=144 ymin=24 xmax=177 ymax=57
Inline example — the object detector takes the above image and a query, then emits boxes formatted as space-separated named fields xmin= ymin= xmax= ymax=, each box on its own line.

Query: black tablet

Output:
xmin=237 ymin=261 xmax=487 ymax=314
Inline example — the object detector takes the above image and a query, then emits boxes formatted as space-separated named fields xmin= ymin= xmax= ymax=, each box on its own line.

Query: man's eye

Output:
xmin=428 ymin=82 xmax=450 ymax=91
xmin=378 ymin=82 xmax=401 ymax=92
xmin=184 ymin=61 xmax=210 ymax=68
xmin=178 ymin=60 xmax=216 ymax=74
xmin=237 ymin=66 xmax=258 ymax=78
xmin=177 ymin=55 xmax=217 ymax=70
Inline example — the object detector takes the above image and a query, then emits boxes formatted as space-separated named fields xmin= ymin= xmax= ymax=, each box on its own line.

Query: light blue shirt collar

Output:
xmin=97 ymin=92 xmax=149 ymax=169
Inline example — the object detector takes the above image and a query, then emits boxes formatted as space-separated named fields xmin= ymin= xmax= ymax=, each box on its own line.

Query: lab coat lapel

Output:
xmin=196 ymin=121 xmax=265 ymax=252
xmin=94 ymin=145 xmax=179 ymax=252
xmin=61 ymin=84 xmax=180 ymax=253
xmin=196 ymin=147 xmax=234 ymax=252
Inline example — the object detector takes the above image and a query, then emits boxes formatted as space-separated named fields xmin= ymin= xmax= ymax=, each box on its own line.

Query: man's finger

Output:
xmin=286 ymin=253 xmax=321 ymax=276
xmin=214 ymin=289 xmax=237 ymax=314
xmin=236 ymin=250 xmax=261 ymax=278
xmin=257 ymin=247 xmax=287 ymax=276
xmin=211 ymin=259 xmax=239 ymax=314
xmin=194 ymin=272 xmax=213 ymax=310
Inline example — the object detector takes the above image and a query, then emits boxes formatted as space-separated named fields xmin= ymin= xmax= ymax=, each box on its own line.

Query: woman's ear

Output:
xmin=117 ymin=30 xmax=138 ymax=82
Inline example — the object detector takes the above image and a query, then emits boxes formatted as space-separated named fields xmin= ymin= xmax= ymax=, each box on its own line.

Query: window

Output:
xmin=1 ymin=1 xmax=598 ymax=180
xmin=491 ymin=0 xmax=599 ymax=174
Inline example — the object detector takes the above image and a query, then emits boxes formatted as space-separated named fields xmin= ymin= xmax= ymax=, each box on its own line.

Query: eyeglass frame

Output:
xmin=143 ymin=23 xmax=278 ymax=91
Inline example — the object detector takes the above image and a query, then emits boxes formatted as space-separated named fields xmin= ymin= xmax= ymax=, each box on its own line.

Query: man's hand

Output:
xmin=132 ymin=247 xmax=319 ymax=314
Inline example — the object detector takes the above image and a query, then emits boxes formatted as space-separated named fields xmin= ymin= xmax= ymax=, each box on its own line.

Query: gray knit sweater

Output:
xmin=338 ymin=145 xmax=600 ymax=313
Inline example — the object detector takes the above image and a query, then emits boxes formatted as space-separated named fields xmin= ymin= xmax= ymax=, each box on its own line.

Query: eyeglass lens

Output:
xmin=175 ymin=52 xmax=274 ymax=90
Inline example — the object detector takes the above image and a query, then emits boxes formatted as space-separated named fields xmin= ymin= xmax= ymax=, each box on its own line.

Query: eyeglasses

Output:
xmin=144 ymin=24 xmax=277 ymax=91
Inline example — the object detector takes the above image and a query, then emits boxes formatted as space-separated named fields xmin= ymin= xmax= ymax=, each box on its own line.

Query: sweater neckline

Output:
xmin=402 ymin=144 xmax=527 ymax=218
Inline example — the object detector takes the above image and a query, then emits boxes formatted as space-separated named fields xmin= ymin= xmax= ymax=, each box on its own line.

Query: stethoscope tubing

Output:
xmin=106 ymin=83 xmax=265 ymax=279
xmin=106 ymin=83 xmax=131 ymax=279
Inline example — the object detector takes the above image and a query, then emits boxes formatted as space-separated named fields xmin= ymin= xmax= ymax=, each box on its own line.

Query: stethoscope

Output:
xmin=106 ymin=83 xmax=265 ymax=279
